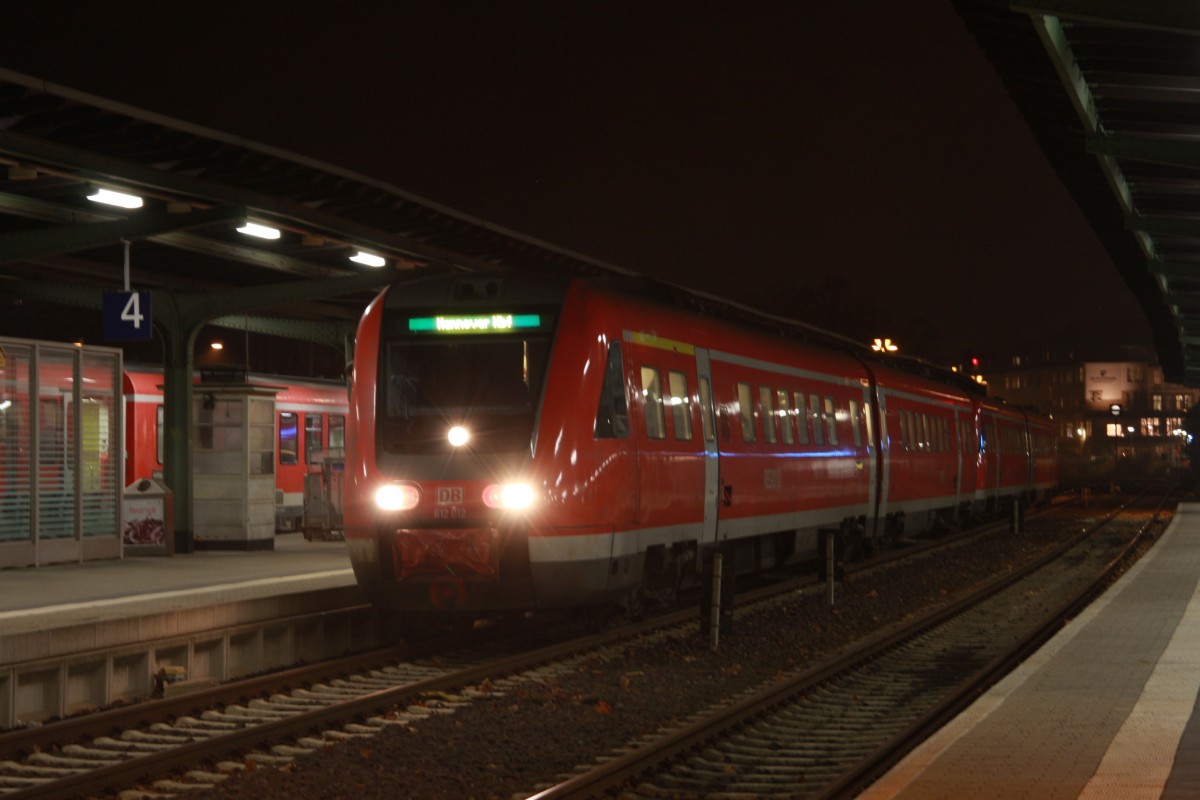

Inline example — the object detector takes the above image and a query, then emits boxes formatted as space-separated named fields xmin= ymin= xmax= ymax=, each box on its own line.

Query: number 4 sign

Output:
xmin=103 ymin=290 xmax=153 ymax=341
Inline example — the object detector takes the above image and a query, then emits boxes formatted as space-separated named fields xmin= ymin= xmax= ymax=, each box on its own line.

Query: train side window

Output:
xmin=759 ymin=386 xmax=776 ymax=444
xmin=776 ymin=390 xmax=793 ymax=444
xmin=641 ymin=366 xmax=666 ymax=440
xmin=737 ymin=383 xmax=756 ymax=442
xmin=941 ymin=418 xmax=949 ymax=452
xmin=305 ymin=414 xmax=323 ymax=463
xmin=900 ymin=410 xmax=910 ymax=451
xmin=156 ymin=404 xmax=164 ymax=465
xmin=594 ymin=342 xmax=629 ymax=439
xmin=824 ymin=396 xmax=837 ymax=445
xmin=849 ymin=399 xmax=862 ymax=447
xmin=668 ymin=371 xmax=692 ymax=440
xmin=279 ymin=412 xmax=298 ymax=465
xmin=809 ymin=393 xmax=823 ymax=445
xmin=329 ymin=415 xmax=346 ymax=450
xmin=863 ymin=402 xmax=873 ymax=450
xmin=794 ymin=392 xmax=809 ymax=444
xmin=698 ymin=377 xmax=716 ymax=443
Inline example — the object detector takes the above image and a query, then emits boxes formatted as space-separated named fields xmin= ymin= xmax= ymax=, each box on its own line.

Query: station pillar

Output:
xmin=191 ymin=379 xmax=280 ymax=550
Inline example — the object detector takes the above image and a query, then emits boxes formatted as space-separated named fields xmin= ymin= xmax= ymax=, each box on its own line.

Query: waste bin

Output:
xmin=122 ymin=478 xmax=176 ymax=556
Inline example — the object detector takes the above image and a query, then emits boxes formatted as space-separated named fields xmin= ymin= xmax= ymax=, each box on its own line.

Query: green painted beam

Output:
xmin=208 ymin=315 xmax=357 ymax=350
xmin=0 ymin=205 xmax=246 ymax=265
xmin=1088 ymin=135 xmax=1200 ymax=171
xmin=1126 ymin=216 xmax=1200 ymax=238
xmin=1013 ymin=1 xmax=1200 ymax=35
xmin=1151 ymin=262 xmax=1200 ymax=280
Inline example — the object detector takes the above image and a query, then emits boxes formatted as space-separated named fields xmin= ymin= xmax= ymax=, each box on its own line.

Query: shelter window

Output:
xmin=668 ymin=371 xmax=692 ymax=440
xmin=737 ymin=383 xmax=756 ymax=442
xmin=640 ymin=367 xmax=666 ymax=440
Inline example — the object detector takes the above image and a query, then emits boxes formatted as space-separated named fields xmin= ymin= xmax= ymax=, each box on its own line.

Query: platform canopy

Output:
xmin=0 ymin=67 xmax=634 ymax=361
xmin=953 ymin=1 xmax=1200 ymax=385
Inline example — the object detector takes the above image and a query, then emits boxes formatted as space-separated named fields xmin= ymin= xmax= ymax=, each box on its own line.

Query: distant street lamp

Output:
xmin=871 ymin=338 xmax=898 ymax=352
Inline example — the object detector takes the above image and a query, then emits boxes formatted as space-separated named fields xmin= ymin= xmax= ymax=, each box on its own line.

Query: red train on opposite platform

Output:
xmin=123 ymin=369 xmax=349 ymax=532
xmin=343 ymin=272 xmax=1058 ymax=615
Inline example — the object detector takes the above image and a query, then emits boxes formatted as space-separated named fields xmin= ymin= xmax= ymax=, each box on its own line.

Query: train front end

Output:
xmin=344 ymin=272 xmax=567 ymax=613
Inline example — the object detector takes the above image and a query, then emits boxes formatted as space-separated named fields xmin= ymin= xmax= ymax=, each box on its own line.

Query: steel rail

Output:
xmin=523 ymin=494 xmax=1154 ymax=800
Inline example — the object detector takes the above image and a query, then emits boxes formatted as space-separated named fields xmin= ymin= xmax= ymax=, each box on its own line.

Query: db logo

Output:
xmin=436 ymin=487 xmax=465 ymax=505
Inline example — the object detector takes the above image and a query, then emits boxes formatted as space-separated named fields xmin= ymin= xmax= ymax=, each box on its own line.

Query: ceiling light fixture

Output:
xmin=350 ymin=251 xmax=386 ymax=268
xmin=237 ymin=221 xmax=281 ymax=239
xmin=87 ymin=188 xmax=143 ymax=209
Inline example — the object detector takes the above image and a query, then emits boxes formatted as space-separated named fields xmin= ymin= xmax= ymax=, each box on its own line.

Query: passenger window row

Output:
xmin=897 ymin=409 xmax=952 ymax=453
xmin=737 ymin=381 xmax=857 ymax=448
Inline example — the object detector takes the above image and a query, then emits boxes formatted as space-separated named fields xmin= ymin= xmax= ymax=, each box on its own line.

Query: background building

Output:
xmin=981 ymin=345 xmax=1198 ymax=483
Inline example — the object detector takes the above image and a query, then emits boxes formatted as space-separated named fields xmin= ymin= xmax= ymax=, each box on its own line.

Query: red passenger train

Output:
xmin=123 ymin=369 xmax=349 ymax=532
xmin=343 ymin=272 xmax=1058 ymax=614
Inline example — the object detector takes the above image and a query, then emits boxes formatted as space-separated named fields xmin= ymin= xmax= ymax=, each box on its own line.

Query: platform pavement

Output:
xmin=0 ymin=533 xmax=358 ymax=636
xmin=860 ymin=502 xmax=1200 ymax=800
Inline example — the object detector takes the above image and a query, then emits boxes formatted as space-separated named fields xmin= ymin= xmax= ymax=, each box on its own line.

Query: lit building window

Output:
xmin=1152 ymin=395 xmax=1163 ymax=411
xmin=1106 ymin=423 xmax=1125 ymax=438
xmin=1141 ymin=418 xmax=1161 ymax=437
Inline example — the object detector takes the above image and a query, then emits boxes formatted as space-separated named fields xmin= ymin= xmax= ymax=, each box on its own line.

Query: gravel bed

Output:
xmin=171 ymin=518 xmax=1120 ymax=800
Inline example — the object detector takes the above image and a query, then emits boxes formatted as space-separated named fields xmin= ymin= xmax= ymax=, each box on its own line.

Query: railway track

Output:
xmin=0 ymin=494 xmax=1134 ymax=798
xmin=524 ymin=492 xmax=1168 ymax=799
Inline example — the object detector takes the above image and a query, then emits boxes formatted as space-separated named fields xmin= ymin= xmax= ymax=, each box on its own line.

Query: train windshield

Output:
xmin=381 ymin=335 xmax=551 ymax=454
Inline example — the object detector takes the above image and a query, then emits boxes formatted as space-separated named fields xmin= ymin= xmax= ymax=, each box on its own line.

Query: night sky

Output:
xmin=4 ymin=2 xmax=1154 ymax=367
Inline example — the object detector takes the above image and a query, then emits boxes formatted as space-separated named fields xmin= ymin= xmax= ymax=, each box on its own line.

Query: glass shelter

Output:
xmin=0 ymin=338 xmax=122 ymax=567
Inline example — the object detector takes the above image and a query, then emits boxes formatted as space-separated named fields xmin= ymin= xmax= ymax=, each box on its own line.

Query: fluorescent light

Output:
xmin=88 ymin=188 xmax=143 ymax=208
xmin=237 ymin=222 xmax=281 ymax=239
xmin=350 ymin=251 xmax=385 ymax=267
xmin=0 ymin=400 xmax=11 ymax=411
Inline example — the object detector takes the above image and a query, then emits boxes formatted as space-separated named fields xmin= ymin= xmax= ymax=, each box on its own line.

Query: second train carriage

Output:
xmin=343 ymin=272 xmax=1058 ymax=614
xmin=123 ymin=369 xmax=349 ymax=532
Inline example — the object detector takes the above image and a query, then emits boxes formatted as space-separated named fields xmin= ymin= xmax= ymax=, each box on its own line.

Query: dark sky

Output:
xmin=5 ymin=2 xmax=1154 ymax=366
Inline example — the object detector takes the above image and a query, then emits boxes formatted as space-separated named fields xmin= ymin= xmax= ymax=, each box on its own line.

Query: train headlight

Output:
xmin=447 ymin=425 xmax=470 ymax=447
xmin=482 ymin=482 xmax=536 ymax=511
xmin=375 ymin=483 xmax=421 ymax=511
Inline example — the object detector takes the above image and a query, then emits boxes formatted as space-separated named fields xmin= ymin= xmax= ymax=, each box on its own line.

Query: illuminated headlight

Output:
xmin=375 ymin=483 xmax=420 ymax=511
xmin=448 ymin=425 xmax=470 ymax=447
xmin=482 ymin=482 xmax=536 ymax=510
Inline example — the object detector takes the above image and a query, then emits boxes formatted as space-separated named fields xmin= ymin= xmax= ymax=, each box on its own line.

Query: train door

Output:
xmin=695 ymin=348 xmax=719 ymax=546
xmin=952 ymin=407 xmax=966 ymax=511
xmin=874 ymin=391 xmax=891 ymax=541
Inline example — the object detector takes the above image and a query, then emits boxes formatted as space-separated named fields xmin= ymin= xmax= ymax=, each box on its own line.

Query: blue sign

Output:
xmin=103 ymin=291 xmax=153 ymax=341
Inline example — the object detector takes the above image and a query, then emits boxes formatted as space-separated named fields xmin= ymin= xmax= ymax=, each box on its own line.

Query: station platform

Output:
xmin=0 ymin=534 xmax=371 ymax=727
xmin=862 ymin=502 xmax=1200 ymax=800
xmin=0 ymin=533 xmax=358 ymax=635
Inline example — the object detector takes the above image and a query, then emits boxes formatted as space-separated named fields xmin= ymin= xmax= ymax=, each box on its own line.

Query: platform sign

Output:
xmin=103 ymin=291 xmax=153 ymax=341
